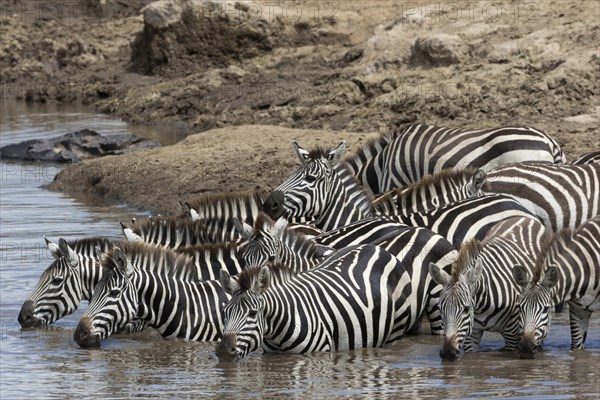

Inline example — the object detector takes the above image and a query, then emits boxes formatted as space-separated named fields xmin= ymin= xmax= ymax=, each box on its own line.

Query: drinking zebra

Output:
xmin=19 ymin=237 xmax=114 ymax=328
xmin=74 ymin=242 xmax=230 ymax=348
xmin=216 ymin=244 xmax=412 ymax=360
xmin=429 ymin=216 xmax=546 ymax=360
xmin=512 ymin=215 xmax=600 ymax=358
xmin=571 ymin=151 xmax=600 ymax=165
xmin=344 ymin=123 xmax=565 ymax=194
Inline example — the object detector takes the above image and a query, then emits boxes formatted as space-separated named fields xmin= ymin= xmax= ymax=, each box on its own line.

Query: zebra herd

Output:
xmin=19 ymin=123 xmax=600 ymax=362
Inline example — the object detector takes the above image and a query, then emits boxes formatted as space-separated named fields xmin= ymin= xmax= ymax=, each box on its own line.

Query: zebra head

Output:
xmin=512 ymin=265 xmax=558 ymax=359
xmin=429 ymin=258 xmax=482 ymax=361
xmin=74 ymin=247 xmax=137 ymax=348
xmin=19 ymin=238 xmax=84 ymax=328
xmin=235 ymin=216 xmax=288 ymax=267
xmin=217 ymin=267 xmax=270 ymax=360
xmin=263 ymin=141 xmax=347 ymax=221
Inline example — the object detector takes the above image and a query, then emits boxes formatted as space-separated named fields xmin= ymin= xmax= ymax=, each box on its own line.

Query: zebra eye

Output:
xmin=305 ymin=175 xmax=317 ymax=183
xmin=248 ymin=309 xmax=258 ymax=318
xmin=109 ymin=289 xmax=121 ymax=298
xmin=268 ymin=255 xmax=275 ymax=262
xmin=463 ymin=306 xmax=471 ymax=313
xmin=542 ymin=306 xmax=550 ymax=314
xmin=51 ymin=277 xmax=64 ymax=285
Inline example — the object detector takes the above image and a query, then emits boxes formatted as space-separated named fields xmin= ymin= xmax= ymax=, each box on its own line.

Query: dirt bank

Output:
xmin=4 ymin=0 xmax=599 ymax=212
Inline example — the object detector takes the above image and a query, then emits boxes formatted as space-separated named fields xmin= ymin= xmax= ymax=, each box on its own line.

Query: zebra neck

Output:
xmin=315 ymin=168 xmax=373 ymax=231
xmin=82 ymin=259 xmax=105 ymax=300
xmin=279 ymin=233 xmax=321 ymax=273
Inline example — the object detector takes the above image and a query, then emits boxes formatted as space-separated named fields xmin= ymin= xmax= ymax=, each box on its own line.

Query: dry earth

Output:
xmin=2 ymin=0 xmax=598 ymax=213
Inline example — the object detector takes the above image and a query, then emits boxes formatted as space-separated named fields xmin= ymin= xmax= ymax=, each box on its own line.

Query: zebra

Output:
xmin=216 ymin=244 xmax=412 ymax=360
xmin=262 ymin=141 xmax=376 ymax=231
xmin=175 ymin=242 xmax=247 ymax=281
xmin=185 ymin=191 xmax=266 ymax=223
xmin=571 ymin=151 xmax=600 ymax=165
xmin=428 ymin=216 xmax=546 ymax=360
xmin=345 ymin=123 xmax=565 ymax=194
xmin=512 ymin=215 xmax=600 ymax=358
xmin=19 ymin=237 xmax=115 ymax=328
xmin=120 ymin=215 xmax=238 ymax=247
xmin=74 ymin=242 xmax=230 ymax=348
xmin=236 ymin=213 xmax=458 ymax=335
xmin=387 ymin=194 xmax=538 ymax=249
xmin=481 ymin=162 xmax=600 ymax=230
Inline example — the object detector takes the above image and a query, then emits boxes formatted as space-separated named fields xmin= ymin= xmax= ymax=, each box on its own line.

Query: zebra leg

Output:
xmin=463 ymin=328 xmax=484 ymax=353
xmin=502 ymin=329 xmax=521 ymax=352
xmin=569 ymin=306 xmax=592 ymax=350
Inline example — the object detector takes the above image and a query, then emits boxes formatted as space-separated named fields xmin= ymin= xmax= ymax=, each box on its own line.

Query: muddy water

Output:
xmin=1 ymin=103 xmax=599 ymax=399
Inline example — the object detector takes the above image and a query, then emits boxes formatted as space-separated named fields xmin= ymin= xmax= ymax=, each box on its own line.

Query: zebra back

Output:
xmin=186 ymin=191 xmax=266 ymax=224
xmin=175 ymin=242 xmax=246 ymax=281
xmin=485 ymin=162 xmax=600 ymax=230
xmin=571 ymin=151 xmax=600 ymax=165
xmin=356 ymin=124 xmax=565 ymax=193
xmin=315 ymin=216 xmax=411 ymax=248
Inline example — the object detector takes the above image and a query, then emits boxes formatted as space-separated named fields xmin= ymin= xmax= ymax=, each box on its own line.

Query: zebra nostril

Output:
xmin=263 ymin=191 xmax=285 ymax=219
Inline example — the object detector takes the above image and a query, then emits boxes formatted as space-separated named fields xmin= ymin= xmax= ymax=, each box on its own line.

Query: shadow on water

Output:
xmin=1 ymin=102 xmax=599 ymax=398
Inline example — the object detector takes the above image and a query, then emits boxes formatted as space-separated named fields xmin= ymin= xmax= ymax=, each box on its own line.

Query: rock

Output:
xmin=142 ymin=0 xmax=183 ymax=29
xmin=0 ymin=129 xmax=159 ymax=163
xmin=410 ymin=34 xmax=466 ymax=67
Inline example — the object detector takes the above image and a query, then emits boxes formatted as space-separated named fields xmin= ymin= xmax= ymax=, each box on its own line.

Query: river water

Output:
xmin=1 ymin=102 xmax=599 ymax=399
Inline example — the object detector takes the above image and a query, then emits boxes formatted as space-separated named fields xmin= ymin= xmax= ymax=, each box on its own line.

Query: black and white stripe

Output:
xmin=513 ymin=215 xmax=600 ymax=357
xmin=349 ymin=123 xmax=565 ymax=194
xmin=74 ymin=242 xmax=230 ymax=348
xmin=429 ymin=216 xmax=546 ymax=360
xmin=216 ymin=244 xmax=412 ymax=360
xmin=571 ymin=151 xmax=600 ymax=165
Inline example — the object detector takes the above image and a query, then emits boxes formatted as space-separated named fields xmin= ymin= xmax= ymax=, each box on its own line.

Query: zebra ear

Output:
xmin=113 ymin=247 xmax=134 ymax=276
xmin=220 ymin=270 xmax=239 ymax=295
xmin=326 ymin=141 xmax=347 ymax=167
xmin=469 ymin=169 xmax=486 ymax=195
xmin=45 ymin=237 xmax=62 ymax=259
xmin=271 ymin=218 xmax=288 ymax=239
xmin=512 ymin=265 xmax=530 ymax=287
xmin=233 ymin=218 xmax=254 ymax=240
xmin=429 ymin=262 xmax=451 ymax=286
xmin=465 ymin=259 xmax=483 ymax=286
xmin=292 ymin=142 xmax=310 ymax=164
xmin=187 ymin=203 xmax=200 ymax=221
xmin=542 ymin=265 xmax=560 ymax=289
xmin=58 ymin=238 xmax=78 ymax=266
xmin=253 ymin=266 xmax=272 ymax=294
xmin=314 ymin=244 xmax=335 ymax=259
xmin=120 ymin=221 xmax=144 ymax=243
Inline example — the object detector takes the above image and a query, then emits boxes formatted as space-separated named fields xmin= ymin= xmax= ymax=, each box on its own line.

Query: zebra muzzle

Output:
xmin=18 ymin=300 xmax=44 ymax=329
xmin=262 ymin=191 xmax=285 ymax=220
xmin=518 ymin=333 xmax=537 ymax=359
xmin=74 ymin=317 xmax=101 ymax=348
xmin=216 ymin=334 xmax=239 ymax=360
xmin=440 ymin=335 xmax=460 ymax=361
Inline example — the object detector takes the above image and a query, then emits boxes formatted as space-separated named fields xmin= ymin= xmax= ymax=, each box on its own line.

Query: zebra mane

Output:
xmin=343 ymin=131 xmax=397 ymax=169
xmin=451 ymin=239 xmax=484 ymax=282
xmin=375 ymin=167 xmax=478 ymax=204
xmin=531 ymin=228 xmax=574 ymax=283
xmin=234 ymin=262 xmax=294 ymax=291
xmin=253 ymin=212 xmax=275 ymax=234
xmin=175 ymin=241 xmax=241 ymax=256
xmin=64 ymin=237 xmax=115 ymax=254
xmin=101 ymin=242 xmax=198 ymax=281
xmin=257 ymin=213 xmax=324 ymax=259
xmin=129 ymin=215 xmax=196 ymax=234
xmin=186 ymin=191 xmax=265 ymax=211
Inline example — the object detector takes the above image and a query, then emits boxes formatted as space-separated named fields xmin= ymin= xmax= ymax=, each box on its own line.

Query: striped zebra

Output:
xmin=74 ymin=242 xmax=230 ymax=348
xmin=175 ymin=242 xmax=247 ymax=281
xmin=387 ymin=194 xmax=538 ymax=249
xmin=345 ymin=123 xmax=565 ymax=194
xmin=237 ymin=214 xmax=457 ymax=335
xmin=482 ymin=162 xmax=600 ymax=230
xmin=572 ymin=151 xmax=600 ymax=165
xmin=19 ymin=237 xmax=115 ymax=328
xmin=262 ymin=141 xmax=375 ymax=231
xmin=216 ymin=244 xmax=412 ymax=360
xmin=121 ymin=215 xmax=238 ymax=247
xmin=185 ymin=191 xmax=266 ymax=223
xmin=428 ymin=216 xmax=546 ymax=360
xmin=512 ymin=215 xmax=600 ymax=357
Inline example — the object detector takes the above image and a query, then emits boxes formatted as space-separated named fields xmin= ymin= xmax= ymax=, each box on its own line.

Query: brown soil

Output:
xmin=3 ymin=0 xmax=599 ymax=213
